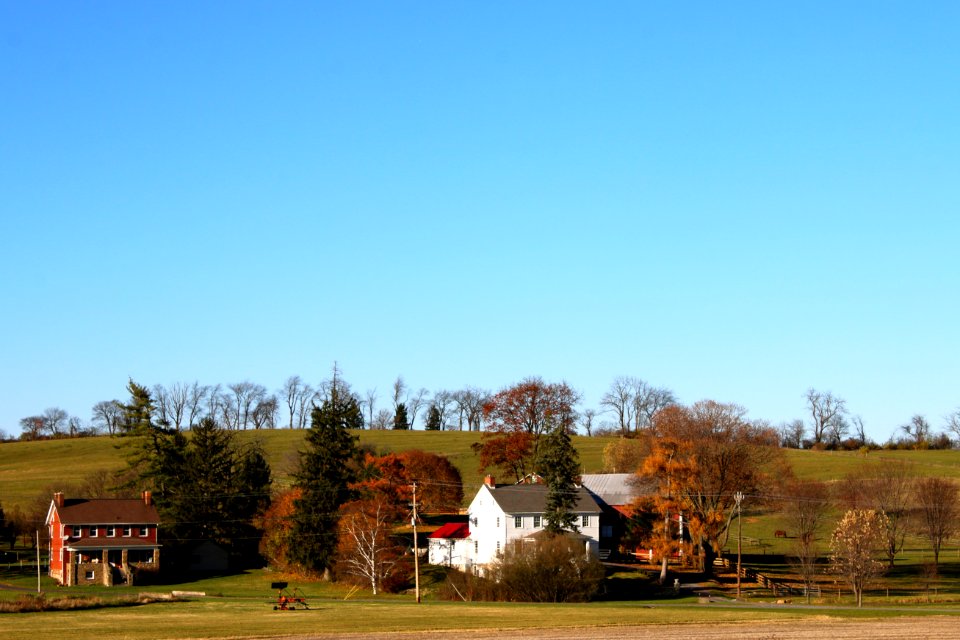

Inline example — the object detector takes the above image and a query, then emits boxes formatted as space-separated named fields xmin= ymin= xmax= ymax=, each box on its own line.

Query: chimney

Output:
xmin=54 ymin=492 xmax=64 ymax=508
xmin=142 ymin=490 xmax=152 ymax=506
xmin=484 ymin=475 xmax=495 ymax=488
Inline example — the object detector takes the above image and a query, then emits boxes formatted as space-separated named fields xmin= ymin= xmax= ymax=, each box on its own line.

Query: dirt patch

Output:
xmin=271 ymin=617 xmax=959 ymax=640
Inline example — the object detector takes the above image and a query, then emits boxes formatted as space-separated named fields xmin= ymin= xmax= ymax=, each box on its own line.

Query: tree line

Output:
xmin=12 ymin=370 xmax=960 ymax=450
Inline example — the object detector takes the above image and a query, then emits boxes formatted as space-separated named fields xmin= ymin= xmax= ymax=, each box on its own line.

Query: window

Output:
xmin=474 ymin=541 xmax=478 ymax=554
xmin=73 ymin=526 xmax=83 ymax=537
xmin=139 ymin=526 xmax=148 ymax=537
xmin=122 ymin=527 xmax=132 ymax=537
xmin=496 ymin=541 xmax=501 ymax=556
xmin=514 ymin=516 xmax=522 ymax=528
xmin=106 ymin=526 xmax=116 ymax=537
xmin=601 ymin=525 xmax=613 ymax=538
xmin=582 ymin=515 xmax=590 ymax=527
xmin=84 ymin=571 xmax=95 ymax=580
xmin=496 ymin=517 xmax=500 ymax=528
xmin=90 ymin=527 xmax=98 ymax=538
xmin=533 ymin=515 xmax=541 ymax=528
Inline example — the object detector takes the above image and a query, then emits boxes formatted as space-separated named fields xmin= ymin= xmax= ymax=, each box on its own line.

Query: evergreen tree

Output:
xmin=536 ymin=421 xmax=581 ymax=534
xmin=289 ymin=372 xmax=362 ymax=577
xmin=131 ymin=416 xmax=272 ymax=566
xmin=119 ymin=379 xmax=157 ymax=436
xmin=393 ymin=402 xmax=410 ymax=430
xmin=424 ymin=405 xmax=442 ymax=431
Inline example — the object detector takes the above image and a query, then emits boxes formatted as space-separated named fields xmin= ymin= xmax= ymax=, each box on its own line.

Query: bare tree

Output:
xmin=778 ymin=419 xmax=806 ymax=448
xmin=91 ymin=400 xmax=123 ymax=436
xmin=827 ymin=415 xmax=850 ymax=446
xmin=283 ymin=376 xmax=316 ymax=429
xmin=452 ymin=387 xmax=489 ymax=432
xmin=902 ymin=414 xmax=931 ymax=448
xmin=913 ymin=477 xmax=959 ymax=572
xmin=67 ymin=416 xmax=84 ymax=437
xmin=370 ymin=409 xmax=393 ymax=431
xmin=205 ymin=384 xmax=226 ymax=427
xmin=153 ymin=384 xmax=171 ymax=429
xmin=363 ymin=388 xmax=377 ymax=428
xmin=633 ymin=382 xmax=676 ymax=431
xmin=252 ymin=394 xmax=279 ymax=429
xmin=851 ymin=415 xmax=867 ymax=446
xmin=392 ymin=376 xmax=406 ymax=412
xmin=784 ymin=480 xmax=831 ymax=602
xmin=836 ymin=462 xmax=914 ymax=567
xmin=430 ymin=390 xmax=453 ymax=430
xmin=945 ymin=408 xmax=960 ymax=444
xmin=19 ymin=416 xmax=44 ymax=440
xmin=42 ymin=407 xmax=69 ymax=437
xmin=154 ymin=382 xmax=190 ymax=431
xmin=296 ymin=384 xmax=316 ymax=429
xmin=805 ymin=389 xmax=847 ymax=445
xmin=227 ymin=381 xmax=265 ymax=429
xmin=406 ymin=387 xmax=429 ymax=430
xmin=167 ymin=382 xmax=190 ymax=431
xmin=600 ymin=376 xmax=637 ymax=436
xmin=580 ymin=408 xmax=597 ymax=436
xmin=185 ymin=382 xmax=208 ymax=428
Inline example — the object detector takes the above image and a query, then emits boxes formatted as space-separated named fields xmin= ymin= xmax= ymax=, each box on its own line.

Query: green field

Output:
xmin=0 ymin=567 xmax=957 ymax=640
xmin=0 ymin=430 xmax=617 ymax=511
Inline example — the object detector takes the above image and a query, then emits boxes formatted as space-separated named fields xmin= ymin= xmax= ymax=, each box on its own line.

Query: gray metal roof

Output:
xmin=486 ymin=483 xmax=602 ymax=515
xmin=580 ymin=473 xmax=641 ymax=507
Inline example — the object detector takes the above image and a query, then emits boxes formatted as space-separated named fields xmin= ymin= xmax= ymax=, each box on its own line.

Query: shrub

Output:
xmin=493 ymin=532 xmax=605 ymax=602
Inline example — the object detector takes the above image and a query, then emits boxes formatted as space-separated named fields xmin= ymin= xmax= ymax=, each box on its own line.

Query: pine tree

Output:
xmin=135 ymin=416 xmax=273 ymax=566
xmin=424 ymin=405 xmax=442 ymax=431
xmin=536 ymin=421 xmax=581 ymax=534
xmin=119 ymin=379 xmax=157 ymax=436
xmin=393 ymin=403 xmax=410 ymax=430
xmin=289 ymin=372 xmax=362 ymax=577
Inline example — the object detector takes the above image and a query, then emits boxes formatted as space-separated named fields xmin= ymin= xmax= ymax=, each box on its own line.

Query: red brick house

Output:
xmin=45 ymin=491 xmax=161 ymax=586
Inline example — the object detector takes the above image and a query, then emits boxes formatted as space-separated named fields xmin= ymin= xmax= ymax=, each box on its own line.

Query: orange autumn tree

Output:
xmin=336 ymin=450 xmax=464 ymax=593
xmin=637 ymin=435 xmax=696 ymax=583
xmin=475 ymin=377 xmax=579 ymax=481
xmin=258 ymin=488 xmax=302 ymax=574
xmin=637 ymin=401 xmax=785 ymax=576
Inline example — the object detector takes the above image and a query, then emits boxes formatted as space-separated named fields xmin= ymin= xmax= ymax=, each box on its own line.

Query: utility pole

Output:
xmin=735 ymin=491 xmax=744 ymax=598
xmin=412 ymin=482 xmax=421 ymax=604
xmin=36 ymin=530 xmax=41 ymax=594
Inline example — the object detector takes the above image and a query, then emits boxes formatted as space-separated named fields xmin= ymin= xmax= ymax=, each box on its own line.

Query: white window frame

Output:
xmin=89 ymin=526 xmax=98 ymax=538
xmin=122 ymin=526 xmax=132 ymax=537
xmin=106 ymin=526 xmax=116 ymax=537
xmin=533 ymin=515 xmax=541 ymax=528
xmin=139 ymin=526 xmax=148 ymax=537
xmin=514 ymin=516 xmax=522 ymax=528
xmin=582 ymin=515 xmax=590 ymax=527
xmin=73 ymin=526 xmax=83 ymax=537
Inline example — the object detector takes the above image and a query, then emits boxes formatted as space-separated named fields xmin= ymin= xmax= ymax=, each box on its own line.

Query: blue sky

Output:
xmin=1 ymin=1 xmax=957 ymax=442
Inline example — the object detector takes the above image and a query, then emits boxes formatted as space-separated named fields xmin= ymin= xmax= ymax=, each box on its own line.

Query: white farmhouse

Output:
xmin=428 ymin=475 xmax=603 ymax=575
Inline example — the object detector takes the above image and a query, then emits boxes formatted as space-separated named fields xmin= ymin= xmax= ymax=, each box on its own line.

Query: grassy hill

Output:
xmin=0 ymin=430 xmax=616 ymax=512
xmin=3 ymin=430 xmax=960 ymax=514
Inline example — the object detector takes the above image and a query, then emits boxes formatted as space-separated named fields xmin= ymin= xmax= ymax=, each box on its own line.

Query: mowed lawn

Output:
xmin=1 ymin=576 xmax=955 ymax=640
